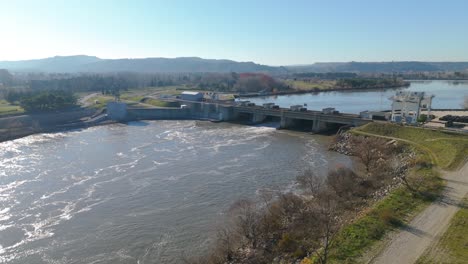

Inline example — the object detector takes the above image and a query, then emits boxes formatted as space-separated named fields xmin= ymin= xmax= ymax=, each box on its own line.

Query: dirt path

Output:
xmin=353 ymin=130 xmax=439 ymax=166
xmin=370 ymin=161 xmax=468 ymax=264
xmin=79 ymin=93 xmax=99 ymax=107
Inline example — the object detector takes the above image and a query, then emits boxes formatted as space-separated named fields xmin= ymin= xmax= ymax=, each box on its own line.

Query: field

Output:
xmin=83 ymin=95 xmax=115 ymax=109
xmin=0 ymin=100 xmax=24 ymax=116
xmin=284 ymin=79 xmax=336 ymax=91
xmin=416 ymin=196 xmax=468 ymax=264
xmin=354 ymin=123 xmax=468 ymax=170
xmin=142 ymin=98 xmax=179 ymax=108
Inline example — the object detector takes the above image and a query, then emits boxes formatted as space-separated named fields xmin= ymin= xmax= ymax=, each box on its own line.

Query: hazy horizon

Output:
xmin=1 ymin=0 xmax=468 ymax=65
xmin=3 ymin=54 xmax=468 ymax=67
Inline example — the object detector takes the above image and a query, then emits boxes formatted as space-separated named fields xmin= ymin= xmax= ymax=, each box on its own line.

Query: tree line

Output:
xmin=3 ymin=89 xmax=77 ymax=112
xmin=335 ymin=78 xmax=408 ymax=89
xmin=1 ymin=69 xmax=288 ymax=94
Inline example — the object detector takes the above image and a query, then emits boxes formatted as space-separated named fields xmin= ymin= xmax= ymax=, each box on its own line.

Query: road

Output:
xmin=78 ymin=93 xmax=99 ymax=107
xmin=371 ymin=160 xmax=468 ymax=264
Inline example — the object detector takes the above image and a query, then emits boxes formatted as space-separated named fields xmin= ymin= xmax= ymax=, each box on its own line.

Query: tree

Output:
xmin=230 ymin=199 xmax=262 ymax=250
xmin=296 ymin=169 xmax=324 ymax=197
xmin=0 ymin=69 xmax=13 ymax=86
xmin=18 ymin=90 xmax=77 ymax=112
xmin=350 ymin=136 xmax=389 ymax=175
xmin=312 ymin=190 xmax=340 ymax=264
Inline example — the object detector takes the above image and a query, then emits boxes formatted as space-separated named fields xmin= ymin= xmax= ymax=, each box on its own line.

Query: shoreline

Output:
xmin=236 ymin=83 xmax=410 ymax=99
xmin=0 ymin=120 xmax=117 ymax=143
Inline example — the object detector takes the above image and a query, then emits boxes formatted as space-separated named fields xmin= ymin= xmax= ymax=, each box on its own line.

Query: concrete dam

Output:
xmin=107 ymin=101 xmax=372 ymax=132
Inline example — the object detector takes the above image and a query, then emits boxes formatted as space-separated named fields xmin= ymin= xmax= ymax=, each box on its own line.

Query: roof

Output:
xmin=181 ymin=91 xmax=202 ymax=95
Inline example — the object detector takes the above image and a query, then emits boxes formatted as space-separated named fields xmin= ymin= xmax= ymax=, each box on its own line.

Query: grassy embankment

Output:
xmin=83 ymin=87 xmax=183 ymax=109
xmin=284 ymin=80 xmax=336 ymax=91
xmin=416 ymin=196 xmax=468 ymax=264
xmin=303 ymin=123 xmax=468 ymax=264
xmin=0 ymin=99 xmax=24 ymax=116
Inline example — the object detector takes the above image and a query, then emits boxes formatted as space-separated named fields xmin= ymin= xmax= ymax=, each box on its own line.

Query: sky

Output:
xmin=1 ymin=0 xmax=468 ymax=65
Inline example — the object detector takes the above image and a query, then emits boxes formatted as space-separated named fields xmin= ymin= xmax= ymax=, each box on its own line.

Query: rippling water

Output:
xmin=0 ymin=121 xmax=350 ymax=263
xmin=248 ymin=80 xmax=468 ymax=113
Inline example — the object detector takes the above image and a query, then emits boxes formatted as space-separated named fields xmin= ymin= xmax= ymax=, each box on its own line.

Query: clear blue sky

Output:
xmin=1 ymin=0 xmax=468 ymax=65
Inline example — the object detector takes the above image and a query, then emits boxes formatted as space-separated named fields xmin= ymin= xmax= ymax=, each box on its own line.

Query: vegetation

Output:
xmin=2 ymin=89 xmax=77 ymax=112
xmin=320 ymin=166 xmax=442 ymax=264
xmin=284 ymin=80 xmax=335 ymax=91
xmin=85 ymin=95 xmax=115 ymax=109
xmin=142 ymin=98 xmax=179 ymax=108
xmin=416 ymin=196 xmax=468 ymax=264
xmin=354 ymin=123 xmax=468 ymax=169
xmin=186 ymin=123 xmax=456 ymax=264
xmin=187 ymin=135 xmax=430 ymax=264
xmin=0 ymin=69 xmax=14 ymax=86
xmin=293 ymin=72 xmax=358 ymax=79
xmin=313 ymin=122 xmax=468 ymax=263
xmin=0 ymin=100 xmax=24 ymax=116
xmin=20 ymin=90 xmax=77 ymax=112
xmin=335 ymin=78 xmax=407 ymax=89
xmin=284 ymin=77 xmax=407 ymax=92
xmin=10 ymin=71 xmax=287 ymax=94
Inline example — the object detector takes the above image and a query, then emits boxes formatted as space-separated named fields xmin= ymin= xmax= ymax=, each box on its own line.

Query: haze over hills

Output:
xmin=0 ymin=55 xmax=280 ymax=74
xmin=1 ymin=55 xmax=468 ymax=74
xmin=287 ymin=61 xmax=468 ymax=73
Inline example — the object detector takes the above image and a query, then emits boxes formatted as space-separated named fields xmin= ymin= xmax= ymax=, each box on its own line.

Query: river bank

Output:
xmin=0 ymin=120 xmax=350 ymax=264
xmin=0 ymin=108 xmax=107 ymax=143
xmin=236 ymin=83 xmax=410 ymax=99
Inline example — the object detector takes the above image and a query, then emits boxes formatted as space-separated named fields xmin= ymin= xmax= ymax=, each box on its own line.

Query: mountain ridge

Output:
xmin=1 ymin=55 xmax=468 ymax=73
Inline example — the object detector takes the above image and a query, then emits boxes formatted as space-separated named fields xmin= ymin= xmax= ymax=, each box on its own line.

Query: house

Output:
xmin=180 ymin=91 xmax=203 ymax=102
xmin=390 ymin=91 xmax=434 ymax=124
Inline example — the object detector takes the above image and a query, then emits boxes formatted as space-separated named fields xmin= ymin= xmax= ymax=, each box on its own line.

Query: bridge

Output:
xmin=231 ymin=105 xmax=371 ymax=132
xmin=107 ymin=101 xmax=372 ymax=133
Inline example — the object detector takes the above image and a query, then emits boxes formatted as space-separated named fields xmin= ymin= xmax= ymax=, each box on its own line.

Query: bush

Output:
xmin=19 ymin=90 xmax=77 ymax=112
xmin=378 ymin=208 xmax=402 ymax=227
xmin=417 ymin=114 xmax=427 ymax=123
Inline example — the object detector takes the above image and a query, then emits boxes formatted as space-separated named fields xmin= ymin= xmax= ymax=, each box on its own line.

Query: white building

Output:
xmin=180 ymin=91 xmax=203 ymax=102
xmin=390 ymin=91 xmax=434 ymax=124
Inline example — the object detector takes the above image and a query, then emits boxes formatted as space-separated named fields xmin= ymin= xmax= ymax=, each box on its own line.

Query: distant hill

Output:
xmin=286 ymin=61 xmax=468 ymax=73
xmin=0 ymin=55 xmax=281 ymax=74
xmin=0 ymin=55 xmax=101 ymax=73
xmin=1 ymin=56 xmax=468 ymax=74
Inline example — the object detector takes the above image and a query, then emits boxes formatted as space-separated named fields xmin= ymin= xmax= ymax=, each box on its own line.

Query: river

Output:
xmin=1 ymin=80 xmax=465 ymax=263
xmin=248 ymin=80 xmax=468 ymax=113
xmin=0 ymin=121 xmax=350 ymax=263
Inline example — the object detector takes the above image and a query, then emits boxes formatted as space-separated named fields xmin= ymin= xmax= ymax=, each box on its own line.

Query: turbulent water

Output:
xmin=0 ymin=121 xmax=350 ymax=263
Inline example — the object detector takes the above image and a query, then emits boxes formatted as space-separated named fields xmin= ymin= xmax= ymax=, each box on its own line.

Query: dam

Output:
xmin=107 ymin=100 xmax=372 ymax=132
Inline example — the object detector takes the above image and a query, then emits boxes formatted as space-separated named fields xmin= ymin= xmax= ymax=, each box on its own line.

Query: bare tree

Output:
xmin=296 ymin=169 xmax=325 ymax=197
xmin=312 ymin=190 xmax=341 ymax=264
xmin=230 ymin=199 xmax=262 ymax=249
xmin=350 ymin=136 xmax=390 ymax=175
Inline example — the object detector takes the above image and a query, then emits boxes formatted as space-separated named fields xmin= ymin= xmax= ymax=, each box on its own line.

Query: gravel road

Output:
xmin=371 ymin=161 xmax=468 ymax=264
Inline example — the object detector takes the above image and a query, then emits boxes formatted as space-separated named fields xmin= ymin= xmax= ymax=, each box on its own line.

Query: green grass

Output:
xmin=302 ymin=122 xmax=450 ymax=264
xmin=0 ymin=100 xmax=24 ymax=116
xmin=354 ymin=123 xmax=468 ymax=170
xmin=120 ymin=94 xmax=145 ymax=102
xmin=143 ymin=98 xmax=179 ymax=108
xmin=85 ymin=95 xmax=115 ymax=109
xmin=285 ymin=80 xmax=336 ymax=91
xmin=416 ymin=197 xmax=468 ymax=264
xmin=322 ymin=168 xmax=443 ymax=264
